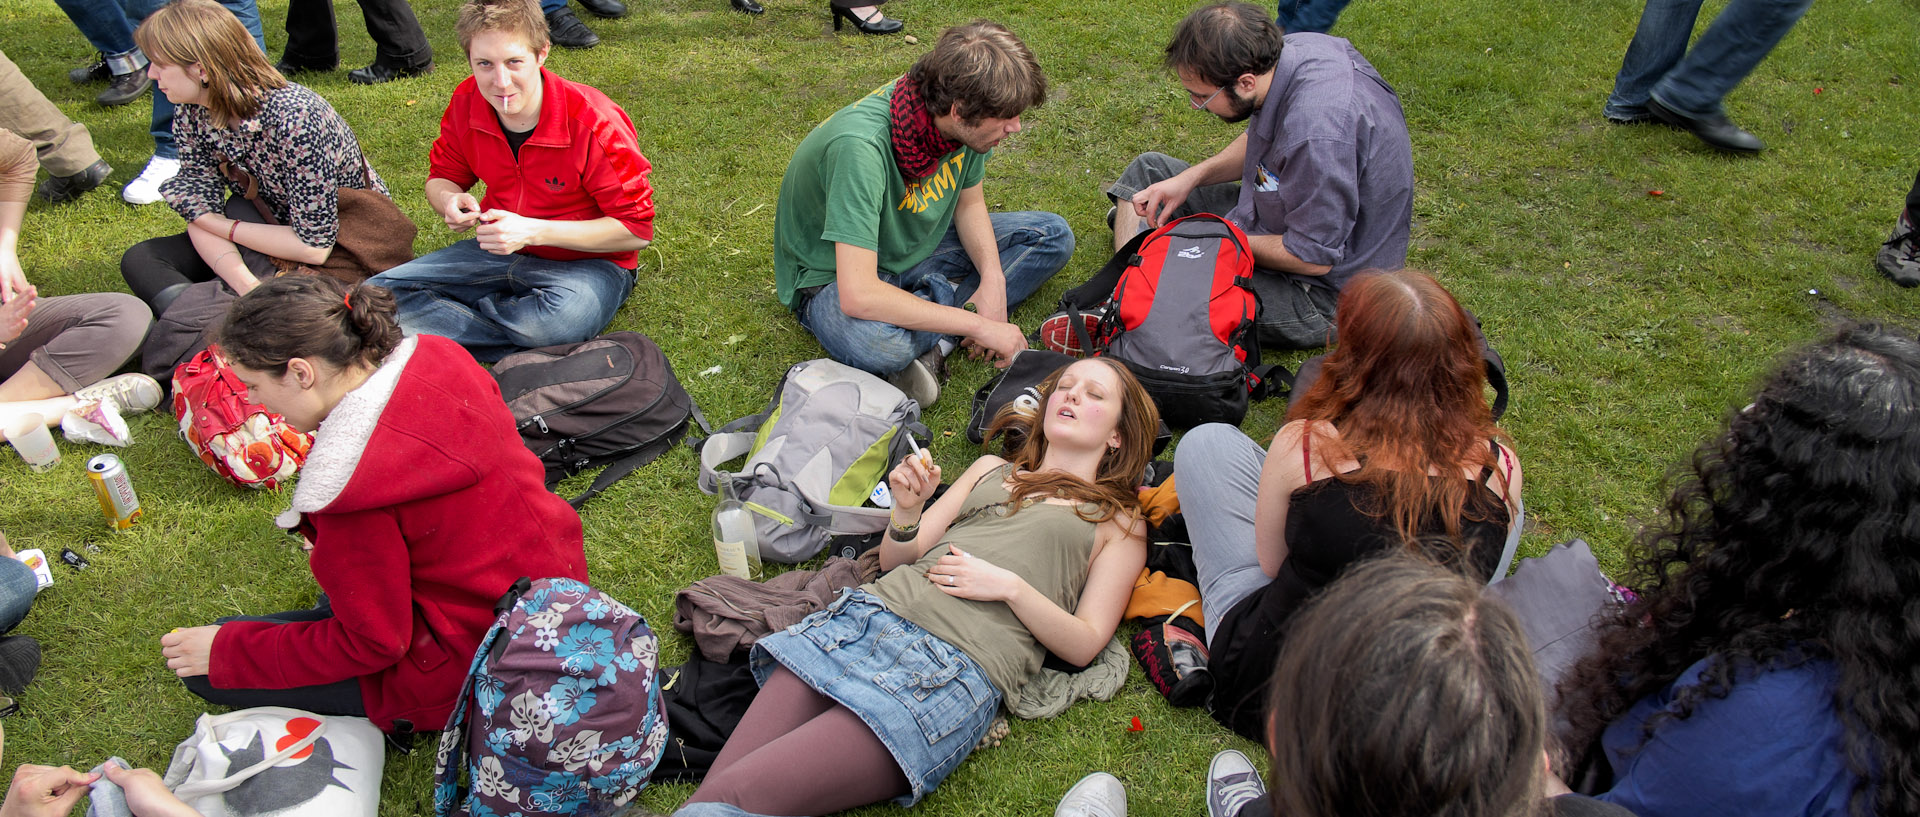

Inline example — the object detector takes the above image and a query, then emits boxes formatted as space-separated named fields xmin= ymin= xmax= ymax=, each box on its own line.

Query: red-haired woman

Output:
xmin=1175 ymin=269 xmax=1523 ymax=742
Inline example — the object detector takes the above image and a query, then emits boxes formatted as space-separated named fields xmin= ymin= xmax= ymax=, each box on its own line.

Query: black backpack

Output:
xmin=492 ymin=332 xmax=708 ymax=509
xmin=1059 ymin=214 xmax=1284 ymax=429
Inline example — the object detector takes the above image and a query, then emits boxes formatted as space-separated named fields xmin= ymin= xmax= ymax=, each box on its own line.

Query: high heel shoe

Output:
xmin=832 ymin=5 xmax=903 ymax=34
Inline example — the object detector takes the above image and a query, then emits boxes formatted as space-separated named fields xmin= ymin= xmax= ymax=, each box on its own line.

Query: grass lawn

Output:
xmin=2 ymin=0 xmax=1917 ymax=812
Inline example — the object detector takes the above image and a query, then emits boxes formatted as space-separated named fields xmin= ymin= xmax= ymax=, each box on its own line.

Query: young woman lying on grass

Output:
xmin=1553 ymin=324 xmax=1920 ymax=817
xmin=158 ymin=276 xmax=587 ymax=735
xmin=675 ymin=357 xmax=1157 ymax=816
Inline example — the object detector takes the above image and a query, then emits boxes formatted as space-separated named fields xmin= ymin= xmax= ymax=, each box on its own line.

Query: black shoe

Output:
xmin=274 ymin=56 xmax=336 ymax=76
xmin=546 ymin=8 xmax=601 ymax=49
xmin=0 ymin=636 xmax=41 ymax=697
xmin=1646 ymin=96 xmax=1763 ymax=154
xmin=69 ymin=54 xmax=109 ymax=84
xmin=95 ymin=71 xmax=152 ymax=107
xmin=36 ymin=159 xmax=112 ymax=205
xmin=831 ymin=4 xmax=902 ymax=33
xmin=732 ymin=0 xmax=766 ymax=13
xmin=577 ymin=0 xmax=629 ymax=19
xmin=348 ymin=61 xmax=433 ymax=85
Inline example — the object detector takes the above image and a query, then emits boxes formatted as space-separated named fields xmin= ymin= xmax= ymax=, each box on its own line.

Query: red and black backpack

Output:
xmin=1058 ymin=213 xmax=1282 ymax=429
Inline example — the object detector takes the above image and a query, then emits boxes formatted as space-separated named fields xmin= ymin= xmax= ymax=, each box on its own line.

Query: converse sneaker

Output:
xmin=1055 ymin=772 xmax=1126 ymax=817
xmin=886 ymin=345 xmax=947 ymax=408
xmin=1876 ymin=210 xmax=1920 ymax=288
xmin=122 ymin=156 xmax=181 ymax=205
xmin=74 ymin=373 xmax=163 ymax=415
xmin=1206 ymin=749 xmax=1268 ymax=817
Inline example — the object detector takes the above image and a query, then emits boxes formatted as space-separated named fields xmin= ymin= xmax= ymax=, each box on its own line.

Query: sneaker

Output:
xmin=122 ymin=156 xmax=181 ymax=205
xmin=1056 ymin=772 xmax=1126 ymax=817
xmin=1206 ymin=749 xmax=1268 ymax=817
xmin=96 ymin=70 xmax=152 ymax=107
xmin=75 ymin=373 xmax=163 ymax=415
xmin=69 ymin=54 xmax=109 ymax=84
xmin=0 ymin=636 xmax=40 ymax=696
xmin=1876 ymin=210 xmax=1920 ymax=288
xmin=546 ymin=8 xmax=601 ymax=49
xmin=35 ymin=159 xmax=111 ymax=205
xmin=887 ymin=346 xmax=947 ymax=409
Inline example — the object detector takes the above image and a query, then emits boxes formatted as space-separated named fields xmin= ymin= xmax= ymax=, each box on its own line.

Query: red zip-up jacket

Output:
xmin=428 ymin=67 xmax=655 ymax=269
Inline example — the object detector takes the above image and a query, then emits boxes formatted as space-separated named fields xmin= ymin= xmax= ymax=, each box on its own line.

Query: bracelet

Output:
xmin=226 ymin=220 xmax=239 ymax=242
xmin=212 ymin=250 xmax=240 ymax=267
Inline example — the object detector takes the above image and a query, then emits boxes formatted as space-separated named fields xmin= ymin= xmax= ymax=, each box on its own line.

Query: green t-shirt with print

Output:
xmin=773 ymin=80 xmax=990 ymax=308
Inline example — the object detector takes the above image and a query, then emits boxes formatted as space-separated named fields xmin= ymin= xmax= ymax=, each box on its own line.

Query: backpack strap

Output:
xmin=569 ymin=430 xmax=681 ymax=509
xmin=1248 ymin=363 xmax=1293 ymax=401
xmin=1059 ymin=227 xmax=1152 ymax=310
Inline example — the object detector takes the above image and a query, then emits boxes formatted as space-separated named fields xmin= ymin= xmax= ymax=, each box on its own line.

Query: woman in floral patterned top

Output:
xmin=117 ymin=0 xmax=398 ymax=317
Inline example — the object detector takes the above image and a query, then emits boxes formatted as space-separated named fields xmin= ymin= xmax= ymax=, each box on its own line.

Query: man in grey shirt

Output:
xmin=1108 ymin=2 xmax=1412 ymax=349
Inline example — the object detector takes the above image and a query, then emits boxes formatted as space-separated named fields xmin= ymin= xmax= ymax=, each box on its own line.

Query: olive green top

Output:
xmin=869 ymin=463 xmax=1101 ymax=700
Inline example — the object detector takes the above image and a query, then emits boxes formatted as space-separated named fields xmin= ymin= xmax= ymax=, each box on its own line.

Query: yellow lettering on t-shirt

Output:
xmin=897 ymin=154 xmax=966 ymax=214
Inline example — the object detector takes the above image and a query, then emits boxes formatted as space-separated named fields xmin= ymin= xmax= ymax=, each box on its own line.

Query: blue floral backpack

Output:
xmin=433 ymin=578 xmax=670 ymax=817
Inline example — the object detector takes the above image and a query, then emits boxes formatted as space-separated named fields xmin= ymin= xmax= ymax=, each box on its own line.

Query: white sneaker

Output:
xmin=121 ymin=156 xmax=180 ymax=205
xmin=74 ymin=373 xmax=163 ymax=415
xmin=1056 ymin=772 xmax=1126 ymax=817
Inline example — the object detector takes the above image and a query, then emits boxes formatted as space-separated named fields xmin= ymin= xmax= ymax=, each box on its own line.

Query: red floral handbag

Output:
xmin=171 ymin=346 xmax=312 ymax=489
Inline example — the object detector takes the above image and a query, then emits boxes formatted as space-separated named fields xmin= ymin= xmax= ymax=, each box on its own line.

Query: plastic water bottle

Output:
xmin=712 ymin=480 xmax=762 ymax=579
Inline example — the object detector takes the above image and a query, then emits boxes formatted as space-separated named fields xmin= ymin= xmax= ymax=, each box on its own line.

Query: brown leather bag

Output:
xmin=217 ymin=152 xmax=416 ymax=284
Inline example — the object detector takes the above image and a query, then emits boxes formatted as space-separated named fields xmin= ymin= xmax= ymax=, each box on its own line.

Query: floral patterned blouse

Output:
xmin=161 ymin=83 xmax=390 ymax=250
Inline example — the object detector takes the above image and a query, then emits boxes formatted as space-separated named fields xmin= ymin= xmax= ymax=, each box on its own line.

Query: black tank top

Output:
xmin=1206 ymin=440 xmax=1511 ymax=741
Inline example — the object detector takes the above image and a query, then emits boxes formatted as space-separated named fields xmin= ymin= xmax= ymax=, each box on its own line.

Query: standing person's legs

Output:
xmin=1602 ymin=0 xmax=1708 ymax=121
xmin=1107 ymin=152 xmax=1244 ymax=249
xmin=356 ymin=0 xmax=433 ymax=72
xmin=1172 ymin=423 xmax=1273 ymax=646
xmin=1249 ymin=272 xmax=1338 ymax=351
xmin=1274 ymin=0 xmax=1352 ymax=33
xmin=50 ymin=0 xmax=141 ymax=65
xmin=1648 ymin=0 xmax=1813 ymax=118
xmin=280 ymin=0 xmax=341 ymax=70
xmin=0 ymin=49 xmax=103 ymax=179
xmin=679 ymin=666 xmax=910 ymax=816
xmin=177 ymin=599 xmax=367 ymax=717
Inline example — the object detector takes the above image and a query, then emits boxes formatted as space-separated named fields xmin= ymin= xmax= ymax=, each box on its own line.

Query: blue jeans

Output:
xmin=368 ymin=240 xmax=637 ymax=362
xmin=0 ymin=557 xmax=37 ymax=635
xmin=1275 ymin=0 xmax=1351 ymax=33
xmin=1603 ymin=0 xmax=1813 ymax=120
xmin=52 ymin=0 xmax=262 ymax=159
xmin=794 ymin=211 xmax=1074 ymax=376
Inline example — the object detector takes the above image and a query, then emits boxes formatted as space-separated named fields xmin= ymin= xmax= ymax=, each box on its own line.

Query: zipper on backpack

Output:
xmin=744 ymin=502 xmax=794 ymax=526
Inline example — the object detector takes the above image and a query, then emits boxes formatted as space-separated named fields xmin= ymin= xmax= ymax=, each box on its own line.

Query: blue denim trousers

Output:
xmin=367 ymin=239 xmax=637 ymax=362
xmin=1275 ymin=0 xmax=1352 ymax=34
xmin=794 ymin=211 xmax=1075 ymax=376
xmin=0 ymin=557 xmax=37 ymax=635
xmin=1604 ymin=0 xmax=1813 ymax=120
xmin=52 ymin=0 xmax=264 ymax=159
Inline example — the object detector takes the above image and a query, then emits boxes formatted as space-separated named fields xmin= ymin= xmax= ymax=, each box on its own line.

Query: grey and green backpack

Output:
xmin=697 ymin=359 xmax=930 ymax=563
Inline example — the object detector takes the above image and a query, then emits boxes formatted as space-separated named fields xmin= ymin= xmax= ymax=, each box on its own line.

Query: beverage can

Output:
xmin=87 ymin=454 xmax=142 ymax=530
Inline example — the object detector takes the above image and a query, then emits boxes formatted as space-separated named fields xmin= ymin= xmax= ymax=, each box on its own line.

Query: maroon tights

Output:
xmin=681 ymin=665 xmax=910 ymax=815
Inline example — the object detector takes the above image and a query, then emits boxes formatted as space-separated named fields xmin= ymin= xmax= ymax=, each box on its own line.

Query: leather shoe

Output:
xmin=348 ymin=61 xmax=433 ymax=85
xmin=546 ymin=8 xmax=600 ymax=49
xmin=95 ymin=71 xmax=151 ymax=107
xmin=731 ymin=0 xmax=766 ymax=13
xmin=69 ymin=54 xmax=109 ymax=84
xmin=1646 ymin=96 xmax=1763 ymax=154
xmin=35 ymin=159 xmax=112 ymax=205
xmin=832 ymin=4 xmax=902 ymax=33
xmin=577 ymin=0 xmax=629 ymax=18
xmin=274 ymin=57 xmax=336 ymax=76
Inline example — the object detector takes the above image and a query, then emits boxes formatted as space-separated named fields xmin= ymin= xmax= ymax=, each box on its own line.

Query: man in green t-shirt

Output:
xmin=772 ymin=20 xmax=1074 ymax=407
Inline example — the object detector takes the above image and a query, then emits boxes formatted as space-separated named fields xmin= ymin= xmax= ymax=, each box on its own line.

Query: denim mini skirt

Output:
xmin=752 ymin=588 xmax=1002 ymax=806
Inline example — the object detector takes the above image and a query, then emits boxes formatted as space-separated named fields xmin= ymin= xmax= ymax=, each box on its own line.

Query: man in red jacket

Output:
xmin=368 ymin=0 xmax=654 ymax=362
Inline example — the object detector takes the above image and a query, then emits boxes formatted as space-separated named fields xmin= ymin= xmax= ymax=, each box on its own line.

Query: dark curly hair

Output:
xmin=1554 ymin=324 xmax=1920 ymax=817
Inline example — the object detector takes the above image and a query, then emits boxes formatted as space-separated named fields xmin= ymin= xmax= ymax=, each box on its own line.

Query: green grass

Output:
xmin=2 ymin=0 xmax=1918 ymax=812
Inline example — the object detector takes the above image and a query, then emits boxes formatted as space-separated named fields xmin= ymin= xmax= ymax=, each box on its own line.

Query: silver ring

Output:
xmin=946 ymin=574 xmax=956 ymax=585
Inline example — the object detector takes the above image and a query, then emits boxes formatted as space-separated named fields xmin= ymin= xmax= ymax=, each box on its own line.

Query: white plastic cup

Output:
xmin=5 ymin=413 xmax=60 ymax=472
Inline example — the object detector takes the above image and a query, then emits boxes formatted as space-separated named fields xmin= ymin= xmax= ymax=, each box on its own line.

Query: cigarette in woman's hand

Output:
xmin=909 ymin=436 xmax=931 ymax=469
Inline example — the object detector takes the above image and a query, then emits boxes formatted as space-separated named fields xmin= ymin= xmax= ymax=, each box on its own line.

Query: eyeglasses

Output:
xmin=1188 ymin=86 xmax=1226 ymax=110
